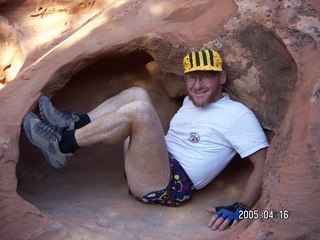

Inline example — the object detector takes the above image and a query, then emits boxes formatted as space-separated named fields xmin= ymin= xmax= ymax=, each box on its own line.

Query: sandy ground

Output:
xmin=17 ymin=136 xmax=252 ymax=239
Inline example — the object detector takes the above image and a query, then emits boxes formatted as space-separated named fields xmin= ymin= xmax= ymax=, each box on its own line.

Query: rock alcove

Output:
xmin=1 ymin=0 xmax=319 ymax=239
xmin=16 ymin=51 xmax=255 ymax=239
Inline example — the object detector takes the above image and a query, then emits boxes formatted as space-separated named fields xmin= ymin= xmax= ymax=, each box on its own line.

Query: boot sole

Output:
xmin=39 ymin=96 xmax=56 ymax=126
xmin=22 ymin=113 xmax=66 ymax=169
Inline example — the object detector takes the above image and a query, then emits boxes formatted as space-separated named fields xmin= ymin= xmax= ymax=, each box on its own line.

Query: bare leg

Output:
xmin=87 ymin=87 xmax=152 ymax=121
xmin=75 ymin=100 xmax=170 ymax=197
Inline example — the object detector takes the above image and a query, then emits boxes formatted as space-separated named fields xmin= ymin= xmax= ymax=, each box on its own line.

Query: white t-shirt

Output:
xmin=165 ymin=93 xmax=269 ymax=190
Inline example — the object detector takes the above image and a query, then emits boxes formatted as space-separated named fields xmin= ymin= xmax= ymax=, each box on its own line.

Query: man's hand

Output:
xmin=206 ymin=207 xmax=238 ymax=231
xmin=206 ymin=202 xmax=247 ymax=231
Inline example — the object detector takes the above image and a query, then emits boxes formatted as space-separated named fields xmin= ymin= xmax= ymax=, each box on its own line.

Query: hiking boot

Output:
xmin=39 ymin=96 xmax=80 ymax=130
xmin=22 ymin=112 xmax=74 ymax=169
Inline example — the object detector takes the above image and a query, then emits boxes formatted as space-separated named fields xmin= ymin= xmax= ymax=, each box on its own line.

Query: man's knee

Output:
xmin=122 ymin=87 xmax=152 ymax=103
xmin=127 ymin=100 xmax=155 ymax=114
xmin=119 ymin=100 xmax=156 ymax=123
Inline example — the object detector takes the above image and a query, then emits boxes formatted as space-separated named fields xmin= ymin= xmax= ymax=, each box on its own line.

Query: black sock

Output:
xmin=59 ymin=129 xmax=80 ymax=154
xmin=75 ymin=114 xmax=91 ymax=129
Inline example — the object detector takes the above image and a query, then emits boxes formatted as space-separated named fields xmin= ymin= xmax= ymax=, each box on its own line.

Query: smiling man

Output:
xmin=183 ymin=50 xmax=226 ymax=107
xmin=166 ymin=50 xmax=269 ymax=230
xmin=22 ymin=49 xmax=268 ymax=231
xmin=185 ymin=71 xmax=226 ymax=106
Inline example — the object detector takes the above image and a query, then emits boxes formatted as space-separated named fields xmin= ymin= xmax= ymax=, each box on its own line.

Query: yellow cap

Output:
xmin=183 ymin=49 xmax=223 ymax=73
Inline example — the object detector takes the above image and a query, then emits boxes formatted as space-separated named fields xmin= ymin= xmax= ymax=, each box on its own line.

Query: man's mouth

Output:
xmin=193 ymin=91 xmax=207 ymax=97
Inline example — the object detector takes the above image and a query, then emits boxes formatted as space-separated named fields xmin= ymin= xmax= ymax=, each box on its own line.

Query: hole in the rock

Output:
xmin=17 ymin=51 xmax=255 ymax=237
xmin=17 ymin=51 xmax=168 ymax=209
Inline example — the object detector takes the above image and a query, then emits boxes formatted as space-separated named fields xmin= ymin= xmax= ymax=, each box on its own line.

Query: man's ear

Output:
xmin=219 ymin=71 xmax=227 ymax=85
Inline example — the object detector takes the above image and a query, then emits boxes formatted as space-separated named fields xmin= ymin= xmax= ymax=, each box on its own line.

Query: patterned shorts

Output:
xmin=130 ymin=153 xmax=195 ymax=207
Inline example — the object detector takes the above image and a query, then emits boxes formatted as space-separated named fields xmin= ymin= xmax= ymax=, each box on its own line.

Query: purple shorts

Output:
xmin=130 ymin=153 xmax=195 ymax=207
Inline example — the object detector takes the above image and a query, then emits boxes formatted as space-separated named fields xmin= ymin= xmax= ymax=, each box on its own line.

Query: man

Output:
xmin=22 ymin=49 xmax=268 ymax=231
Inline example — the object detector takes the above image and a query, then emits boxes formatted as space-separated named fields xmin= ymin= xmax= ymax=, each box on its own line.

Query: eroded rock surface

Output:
xmin=0 ymin=0 xmax=319 ymax=239
xmin=0 ymin=15 xmax=24 ymax=87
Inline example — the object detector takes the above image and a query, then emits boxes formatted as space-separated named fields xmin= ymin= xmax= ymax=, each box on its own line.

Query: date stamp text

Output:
xmin=238 ymin=210 xmax=290 ymax=220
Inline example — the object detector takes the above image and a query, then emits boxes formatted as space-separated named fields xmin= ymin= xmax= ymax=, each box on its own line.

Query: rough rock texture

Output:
xmin=0 ymin=0 xmax=319 ymax=239
xmin=0 ymin=15 xmax=24 ymax=87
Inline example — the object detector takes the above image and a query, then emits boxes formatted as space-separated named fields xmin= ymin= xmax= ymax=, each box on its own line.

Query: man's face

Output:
xmin=185 ymin=71 xmax=226 ymax=107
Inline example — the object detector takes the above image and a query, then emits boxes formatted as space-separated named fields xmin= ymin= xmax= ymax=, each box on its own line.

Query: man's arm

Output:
xmin=237 ymin=147 xmax=268 ymax=207
xmin=207 ymin=147 xmax=268 ymax=231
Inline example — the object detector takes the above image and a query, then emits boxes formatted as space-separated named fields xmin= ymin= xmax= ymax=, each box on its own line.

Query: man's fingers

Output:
xmin=218 ymin=218 xmax=231 ymax=231
xmin=207 ymin=213 xmax=219 ymax=228
xmin=206 ymin=207 xmax=216 ymax=213
xmin=207 ymin=207 xmax=239 ymax=231
xmin=232 ymin=220 xmax=238 ymax=226
xmin=210 ymin=216 xmax=225 ymax=231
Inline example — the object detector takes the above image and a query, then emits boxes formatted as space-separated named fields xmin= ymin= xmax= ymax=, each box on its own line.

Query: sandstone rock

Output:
xmin=0 ymin=16 xmax=24 ymax=87
xmin=30 ymin=0 xmax=95 ymax=17
xmin=0 ymin=0 xmax=319 ymax=239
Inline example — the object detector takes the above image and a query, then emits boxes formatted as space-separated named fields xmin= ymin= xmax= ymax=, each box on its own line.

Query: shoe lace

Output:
xmin=54 ymin=108 xmax=74 ymax=122
xmin=35 ymin=121 xmax=61 ymax=141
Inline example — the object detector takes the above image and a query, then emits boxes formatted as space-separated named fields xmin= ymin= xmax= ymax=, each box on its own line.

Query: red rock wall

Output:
xmin=0 ymin=0 xmax=319 ymax=239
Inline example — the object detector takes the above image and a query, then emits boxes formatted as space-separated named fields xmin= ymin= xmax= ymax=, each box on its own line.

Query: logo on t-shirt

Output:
xmin=189 ymin=132 xmax=200 ymax=143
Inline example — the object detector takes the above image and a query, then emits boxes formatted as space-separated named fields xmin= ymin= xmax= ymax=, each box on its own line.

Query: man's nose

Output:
xmin=193 ymin=78 xmax=203 ymax=88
